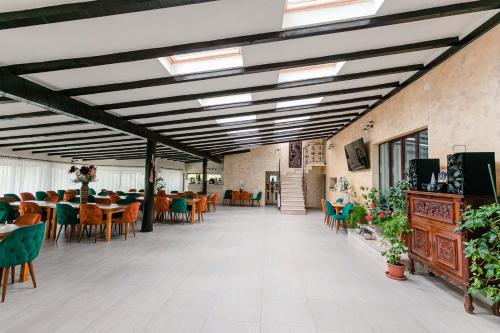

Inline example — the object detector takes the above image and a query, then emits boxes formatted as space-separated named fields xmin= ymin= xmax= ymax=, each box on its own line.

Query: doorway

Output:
xmin=265 ymin=171 xmax=279 ymax=205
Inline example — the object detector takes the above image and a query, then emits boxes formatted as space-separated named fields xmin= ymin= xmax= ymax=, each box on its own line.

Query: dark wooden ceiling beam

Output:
xmin=0 ymin=120 xmax=85 ymax=132
xmin=0 ymin=0 xmax=219 ymax=31
xmin=142 ymin=96 xmax=379 ymax=128
xmin=119 ymin=82 xmax=396 ymax=119
xmin=58 ymin=148 xmax=187 ymax=158
xmin=1 ymin=128 xmax=111 ymax=141
xmin=0 ymin=69 xmax=220 ymax=162
xmin=47 ymin=146 xmax=182 ymax=156
xmin=5 ymin=1 xmax=497 ymax=75
xmin=61 ymin=39 xmax=455 ymax=96
xmin=64 ymin=150 xmax=196 ymax=159
xmin=13 ymin=138 xmax=143 ymax=152
xmin=0 ymin=133 xmax=128 ymax=148
xmin=0 ymin=111 xmax=55 ymax=120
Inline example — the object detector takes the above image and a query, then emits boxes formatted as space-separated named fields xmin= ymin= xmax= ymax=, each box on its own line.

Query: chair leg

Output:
xmin=94 ymin=225 xmax=98 ymax=243
xmin=28 ymin=262 xmax=36 ymax=288
xmin=132 ymin=223 xmax=136 ymax=237
xmin=56 ymin=225 xmax=64 ymax=242
xmin=10 ymin=266 xmax=15 ymax=284
xmin=2 ymin=267 xmax=10 ymax=302
xmin=336 ymin=220 xmax=340 ymax=233
xmin=79 ymin=225 xmax=85 ymax=242
xmin=124 ymin=223 xmax=129 ymax=240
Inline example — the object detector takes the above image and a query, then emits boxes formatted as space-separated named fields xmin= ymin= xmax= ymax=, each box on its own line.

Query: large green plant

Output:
xmin=381 ymin=213 xmax=411 ymax=265
xmin=387 ymin=178 xmax=409 ymax=214
xmin=346 ymin=204 xmax=367 ymax=228
xmin=457 ymin=204 xmax=500 ymax=304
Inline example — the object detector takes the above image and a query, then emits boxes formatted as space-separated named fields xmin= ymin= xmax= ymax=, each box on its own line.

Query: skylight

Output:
xmin=216 ymin=115 xmax=256 ymax=124
xmin=274 ymin=116 xmax=311 ymax=124
xmin=227 ymin=128 xmax=259 ymax=135
xmin=274 ymin=127 xmax=304 ymax=133
xmin=276 ymin=97 xmax=324 ymax=109
xmin=198 ymin=93 xmax=252 ymax=107
xmin=159 ymin=47 xmax=244 ymax=75
xmin=283 ymin=0 xmax=384 ymax=29
xmin=278 ymin=63 xmax=345 ymax=83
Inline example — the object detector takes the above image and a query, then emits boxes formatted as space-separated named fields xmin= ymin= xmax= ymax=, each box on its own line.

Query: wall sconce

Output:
xmin=363 ymin=121 xmax=374 ymax=132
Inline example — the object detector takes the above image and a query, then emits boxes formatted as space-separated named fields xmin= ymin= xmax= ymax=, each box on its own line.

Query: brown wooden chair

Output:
xmin=14 ymin=213 xmax=41 ymax=226
xmin=240 ymin=191 xmax=251 ymax=206
xmin=112 ymin=202 xmax=140 ymax=240
xmin=46 ymin=191 xmax=58 ymax=197
xmin=231 ymin=191 xmax=241 ymax=206
xmin=20 ymin=192 xmax=36 ymax=201
xmin=0 ymin=197 xmax=15 ymax=203
xmin=45 ymin=196 xmax=59 ymax=203
xmin=95 ymin=198 xmax=112 ymax=205
xmin=19 ymin=202 xmax=42 ymax=216
xmin=154 ymin=197 xmax=170 ymax=223
xmin=107 ymin=191 xmax=115 ymax=196
xmin=79 ymin=204 xmax=105 ymax=243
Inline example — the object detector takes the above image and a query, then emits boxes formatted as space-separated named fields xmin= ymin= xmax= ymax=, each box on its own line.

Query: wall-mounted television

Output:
xmin=344 ymin=138 xmax=370 ymax=171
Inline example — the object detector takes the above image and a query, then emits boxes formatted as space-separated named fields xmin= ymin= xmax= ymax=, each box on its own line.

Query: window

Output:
xmin=276 ymin=97 xmax=323 ymax=109
xmin=278 ymin=63 xmax=344 ymax=83
xmin=379 ymin=129 xmax=428 ymax=191
xmin=198 ymin=93 xmax=252 ymax=107
xmin=285 ymin=0 xmax=368 ymax=12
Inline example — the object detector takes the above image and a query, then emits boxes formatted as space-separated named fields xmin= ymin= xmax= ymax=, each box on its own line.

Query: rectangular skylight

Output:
xmin=278 ymin=63 xmax=345 ymax=83
xmin=198 ymin=93 xmax=252 ymax=107
xmin=285 ymin=0 xmax=368 ymax=12
xmin=274 ymin=127 xmax=304 ymax=133
xmin=276 ymin=97 xmax=323 ymax=109
xmin=274 ymin=116 xmax=311 ymax=124
xmin=227 ymin=128 xmax=259 ymax=135
xmin=159 ymin=47 xmax=243 ymax=75
xmin=216 ymin=115 xmax=256 ymax=124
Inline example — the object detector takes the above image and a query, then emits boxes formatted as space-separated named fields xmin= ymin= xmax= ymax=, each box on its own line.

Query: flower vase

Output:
xmin=341 ymin=192 xmax=350 ymax=203
xmin=80 ymin=182 xmax=89 ymax=203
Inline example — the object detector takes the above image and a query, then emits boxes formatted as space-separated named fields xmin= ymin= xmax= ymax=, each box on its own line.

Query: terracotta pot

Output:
xmin=387 ymin=262 xmax=405 ymax=279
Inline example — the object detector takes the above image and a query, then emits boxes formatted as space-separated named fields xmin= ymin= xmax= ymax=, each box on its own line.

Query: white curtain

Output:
xmin=0 ymin=157 xmax=184 ymax=195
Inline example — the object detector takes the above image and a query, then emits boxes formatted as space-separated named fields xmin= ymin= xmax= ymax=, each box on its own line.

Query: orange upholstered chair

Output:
xmin=47 ymin=191 xmax=57 ymax=197
xmin=107 ymin=191 xmax=115 ymax=196
xmin=112 ymin=202 xmax=140 ymax=240
xmin=14 ymin=213 xmax=41 ymax=226
xmin=45 ymin=196 xmax=59 ymax=203
xmin=66 ymin=189 xmax=77 ymax=195
xmin=19 ymin=202 xmax=42 ymax=216
xmin=154 ymin=197 xmax=170 ymax=223
xmin=95 ymin=197 xmax=111 ymax=205
xmin=0 ymin=197 xmax=15 ymax=203
xmin=210 ymin=193 xmax=219 ymax=212
xmin=109 ymin=194 xmax=120 ymax=204
xmin=63 ymin=192 xmax=75 ymax=202
xmin=157 ymin=190 xmax=166 ymax=197
xmin=128 ymin=189 xmax=137 ymax=192
xmin=197 ymin=196 xmax=208 ymax=221
xmin=79 ymin=204 xmax=105 ymax=243
xmin=240 ymin=191 xmax=251 ymax=206
xmin=231 ymin=191 xmax=241 ymax=206
xmin=20 ymin=192 xmax=36 ymax=201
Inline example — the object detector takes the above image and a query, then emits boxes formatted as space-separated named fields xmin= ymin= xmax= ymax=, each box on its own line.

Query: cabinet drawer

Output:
xmin=432 ymin=229 xmax=464 ymax=278
xmin=410 ymin=221 xmax=432 ymax=261
xmin=410 ymin=196 xmax=458 ymax=225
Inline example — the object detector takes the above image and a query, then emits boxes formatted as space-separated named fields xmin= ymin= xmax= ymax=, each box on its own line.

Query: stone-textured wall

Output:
xmin=325 ymin=25 xmax=500 ymax=201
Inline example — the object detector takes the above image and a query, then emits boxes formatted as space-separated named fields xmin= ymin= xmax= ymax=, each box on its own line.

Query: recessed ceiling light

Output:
xmin=285 ymin=0 xmax=368 ymax=12
xmin=276 ymin=97 xmax=324 ymax=109
xmin=274 ymin=116 xmax=311 ymax=124
xmin=274 ymin=127 xmax=304 ymax=133
xmin=167 ymin=47 xmax=241 ymax=63
xmin=278 ymin=63 xmax=345 ymax=83
xmin=199 ymin=93 xmax=252 ymax=107
xmin=227 ymin=128 xmax=259 ymax=135
xmin=216 ymin=115 xmax=257 ymax=124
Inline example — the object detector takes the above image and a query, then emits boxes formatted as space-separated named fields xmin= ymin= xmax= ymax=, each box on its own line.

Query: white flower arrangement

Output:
xmin=335 ymin=177 xmax=351 ymax=192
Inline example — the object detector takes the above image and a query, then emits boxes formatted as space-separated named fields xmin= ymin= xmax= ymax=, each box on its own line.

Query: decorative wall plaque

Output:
xmin=289 ymin=141 xmax=302 ymax=168
xmin=413 ymin=198 xmax=454 ymax=223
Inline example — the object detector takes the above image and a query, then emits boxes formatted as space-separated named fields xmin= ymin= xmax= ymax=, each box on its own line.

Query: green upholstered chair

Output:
xmin=127 ymin=193 xmax=140 ymax=198
xmin=183 ymin=194 xmax=194 ymax=199
xmin=97 ymin=191 xmax=107 ymax=196
xmin=170 ymin=191 xmax=178 ymax=194
xmin=55 ymin=204 xmax=79 ymax=242
xmin=0 ymin=201 xmax=16 ymax=224
xmin=250 ymin=192 xmax=263 ymax=206
xmin=336 ymin=198 xmax=344 ymax=203
xmin=88 ymin=188 xmax=96 ymax=195
xmin=75 ymin=189 xmax=80 ymax=195
xmin=197 ymin=192 xmax=204 ymax=195
xmin=325 ymin=200 xmax=335 ymax=227
xmin=35 ymin=191 xmax=48 ymax=201
xmin=223 ymin=190 xmax=232 ymax=205
xmin=4 ymin=194 xmax=20 ymax=202
xmin=87 ymin=195 xmax=96 ymax=203
xmin=139 ymin=189 xmax=144 ymax=193
xmin=171 ymin=198 xmax=188 ymax=223
xmin=69 ymin=197 xmax=80 ymax=203
xmin=0 ymin=223 xmax=45 ymax=302
xmin=327 ymin=202 xmax=353 ymax=233
xmin=57 ymin=190 xmax=65 ymax=201
xmin=116 ymin=191 xmax=125 ymax=196
xmin=117 ymin=197 xmax=137 ymax=205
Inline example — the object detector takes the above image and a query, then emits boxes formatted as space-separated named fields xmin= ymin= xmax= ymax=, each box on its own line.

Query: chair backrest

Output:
xmin=170 ymin=191 xmax=178 ymax=194
xmin=198 ymin=196 xmax=208 ymax=212
xmin=46 ymin=191 xmax=58 ymax=197
xmin=19 ymin=202 xmax=42 ymax=216
xmin=67 ymin=189 xmax=77 ymax=195
xmin=336 ymin=198 xmax=344 ymax=203
xmin=87 ymin=195 xmax=96 ymax=203
xmin=57 ymin=190 xmax=66 ymax=200
xmin=157 ymin=190 xmax=166 ymax=197
xmin=14 ymin=213 xmax=41 ymax=226
xmin=320 ymin=198 xmax=326 ymax=212
xmin=75 ymin=189 xmax=81 ymax=195
xmin=256 ymin=191 xmax=262 ymax=200
xmin=45 ymin=195 xmax=59 ymax=203
xmin=139 ymin=189 xmax=144 ymax=193
xmin=97 ymin=191 xmax=108 ymax=196
xmin=241 ymin=191 xmax=250 ymax=200
xmin=121 ymin=202 xmax=141 ymax=223
xmin=223 ymin=190 xmax=232 ymax=199
xmin=232 ymin=191 xmax=240 ymax=200
xmin=325 ymin=200 xmax=335 ymax=216
xmin=79 ymin=204 xmax=103 ymax=225
xmin=340 ymin=203 xmax=353 ymax=218
xmin=88 ymin=188 xmax=96 ymax=195
xmin=0 ymin=201 xmax=15 ymax=222
xmin=171 ymin=198 xmax=187 ymax=213
xmin=4 ymin=193 xmax=21 ymax=202
xmin=154 ymin=197 xmax=169 ymax=212
xmin=127 ymin=193 xmax=140 ymax=198
xmin=117 ymin=197 xmax=137 ymax=205
xmin=95 ymin=198 xmax=112 ymax=205
xmin=109 ymin=194 xmax=120 ymax=204
xmin=116 ymin=191 xmax=125 ymax=196
xmin=35 ymin=191 xmax=48 ymax=201
xmin=212 ymin=192 xmax=219 ymax=205
xmin=128 ymin=189 xmax=137 ymax=192
xmin=20 ymin=192 xmax=36 ymax=201
xmin=56 ymin=203 xmax=78 ymax=225
xmin=63 ymin=192 xmax=76 ymax=202
xmin=0 ymin=196 xmax=16 ymax=203
xmin=0 ymin=210 xmax=7 ymax=224
xmin=0 ymin=223 xmax=45 ymax=268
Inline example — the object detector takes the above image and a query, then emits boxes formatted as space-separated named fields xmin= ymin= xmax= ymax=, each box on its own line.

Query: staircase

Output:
xmin=280 ymin=170 xmax=306 ymax=215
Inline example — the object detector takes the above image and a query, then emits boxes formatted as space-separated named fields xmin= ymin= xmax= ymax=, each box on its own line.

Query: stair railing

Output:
xmin=278 ymin=158 xmax=282 ymax=209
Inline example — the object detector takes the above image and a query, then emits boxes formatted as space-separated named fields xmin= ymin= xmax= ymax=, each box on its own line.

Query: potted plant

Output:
xmin=155 ymin=177 xmax=166 ymax=192
xmin=68 ymin=165 xmax=97 ymax=203
xmin=337 ymin=177 xmax=351 ymax=202
xmin=457 ymin=203 xmax=499 ymax=315
xmin=381 ymin=213 xmax=411 ymax=280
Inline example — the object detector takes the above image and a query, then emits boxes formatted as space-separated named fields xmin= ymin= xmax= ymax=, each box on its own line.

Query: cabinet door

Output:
xmin=432 ymin=228 xmax=464 ymax=278
xmin=411 ymin=222 xmax=432 ymax=261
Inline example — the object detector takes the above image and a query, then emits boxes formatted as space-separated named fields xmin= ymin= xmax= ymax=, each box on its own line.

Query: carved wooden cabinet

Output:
xmin=404 ymin=190 xmax=493 ymax=314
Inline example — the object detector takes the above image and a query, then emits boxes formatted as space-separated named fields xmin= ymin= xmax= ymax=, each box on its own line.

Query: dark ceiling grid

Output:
xmin=4 ymin=1 xmax=497 ymax=74
xmin=12 ymin=139 xmax=144 ymax=152
xmin=0 ymin=133 xmax=129 ymax=148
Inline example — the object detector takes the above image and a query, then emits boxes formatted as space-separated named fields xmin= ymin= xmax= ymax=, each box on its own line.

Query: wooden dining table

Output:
xmin=165 ymin=198 xmax=201 ymax=224
xmin=332 ymin=202 xmax=346 ymax=215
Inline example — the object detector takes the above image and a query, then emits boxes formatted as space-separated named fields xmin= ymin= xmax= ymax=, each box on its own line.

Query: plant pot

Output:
xmin=80 ymin=182 xmax=89 ymax=203
xmin=386 ymin=262 xmax=406 ymax=280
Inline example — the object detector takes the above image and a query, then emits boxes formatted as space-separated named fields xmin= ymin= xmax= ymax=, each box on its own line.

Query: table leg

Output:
xmin=19 ymin=263 xmax=29 ymax=282
xmin=51 ymin=207 xmax=58 ymax=239
xmin=105 ymin=212 xmax=112 ymax=241
xmin=191 ymin=204 xmax=195 ymax=224
xmin=44 ymin=207 xmax=52 ymax=240
xmin=197 ymin=204 xmax=201 ymax=222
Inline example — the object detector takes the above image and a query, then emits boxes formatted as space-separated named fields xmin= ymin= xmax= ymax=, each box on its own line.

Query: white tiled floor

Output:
xmin=1 ymin=206 xmax=498 ymax=332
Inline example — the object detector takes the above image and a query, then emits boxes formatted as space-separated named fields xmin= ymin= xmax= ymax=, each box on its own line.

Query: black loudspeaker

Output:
xmin=447 ymin=152 xmax=496 ymax=195
xmin=408 ymin=159 xmax=440 ymax=191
